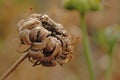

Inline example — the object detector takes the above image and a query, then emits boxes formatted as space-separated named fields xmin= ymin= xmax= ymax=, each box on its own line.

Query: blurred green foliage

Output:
xmin=63 ymin=0 xmax=101 ymax=14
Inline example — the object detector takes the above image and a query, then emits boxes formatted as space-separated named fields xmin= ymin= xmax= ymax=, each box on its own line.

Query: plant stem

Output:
xmin=80 ymin=14 xmax=96 ymax=80
xmin=105 ymin=49 xmax=113 ymax=80
xmin=0 ymin=52 xmax=28 ymax=80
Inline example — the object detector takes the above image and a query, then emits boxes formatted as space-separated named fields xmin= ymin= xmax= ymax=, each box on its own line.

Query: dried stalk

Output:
xmin=0 ymin=52 xmax=28 ymax=80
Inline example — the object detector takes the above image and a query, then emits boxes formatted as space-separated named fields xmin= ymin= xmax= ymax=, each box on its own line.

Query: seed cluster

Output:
xmin=17 ymin=13 xmax=73 ymax=67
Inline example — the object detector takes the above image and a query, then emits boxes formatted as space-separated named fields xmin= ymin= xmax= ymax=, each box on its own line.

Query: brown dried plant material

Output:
xmin=0 ymin=13 xmax=80 ymax=80
xmin=17 ymin=13 xmax=73 ymax=67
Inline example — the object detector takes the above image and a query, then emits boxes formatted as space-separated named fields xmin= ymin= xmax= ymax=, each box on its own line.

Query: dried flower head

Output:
xmin=17 ymin=13 xmax=73 ymax=67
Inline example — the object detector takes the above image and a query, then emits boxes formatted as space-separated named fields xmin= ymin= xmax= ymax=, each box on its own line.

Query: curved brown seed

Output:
xmin=28 ymin=49 xmax=43 ymax=61
xmin=19 ymin=29 xmax=31 ymax=45
xmin=29 ymin=26 xmax=40 ymax=42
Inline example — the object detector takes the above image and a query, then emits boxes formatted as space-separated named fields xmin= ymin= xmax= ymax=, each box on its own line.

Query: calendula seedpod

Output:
xmin=17 ymin=13 xmax=73 ymax=67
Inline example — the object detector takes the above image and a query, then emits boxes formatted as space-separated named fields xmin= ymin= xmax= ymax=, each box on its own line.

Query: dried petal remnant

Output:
xmin=17 ymin=13 xmax=73 ymax=67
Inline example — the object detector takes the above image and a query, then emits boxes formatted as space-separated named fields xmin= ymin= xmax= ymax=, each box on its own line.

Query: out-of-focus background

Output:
xmin=0 ymin=0 xmax=120 ymax=80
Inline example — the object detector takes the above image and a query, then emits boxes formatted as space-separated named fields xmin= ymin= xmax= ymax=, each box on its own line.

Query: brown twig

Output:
xmin=0 ymin=52 xmax=29 ymax=80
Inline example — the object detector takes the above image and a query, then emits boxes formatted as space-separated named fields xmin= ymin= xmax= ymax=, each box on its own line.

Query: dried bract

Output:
xmin=17 ymin=13 xmax=73 ymax=67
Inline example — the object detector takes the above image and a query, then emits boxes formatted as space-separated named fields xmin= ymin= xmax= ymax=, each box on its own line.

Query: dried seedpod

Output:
xmin=17 ymin=13 xmax=73 ymax=67
xmin=0 ymin=13 xmax=80 ymax=80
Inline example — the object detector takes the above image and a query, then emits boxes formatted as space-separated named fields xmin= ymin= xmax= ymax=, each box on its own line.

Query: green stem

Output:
xmin=105 ymin=49 xmax=113 ymax=80
xmin=80 ymin=14 xmax=96 ymax=80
